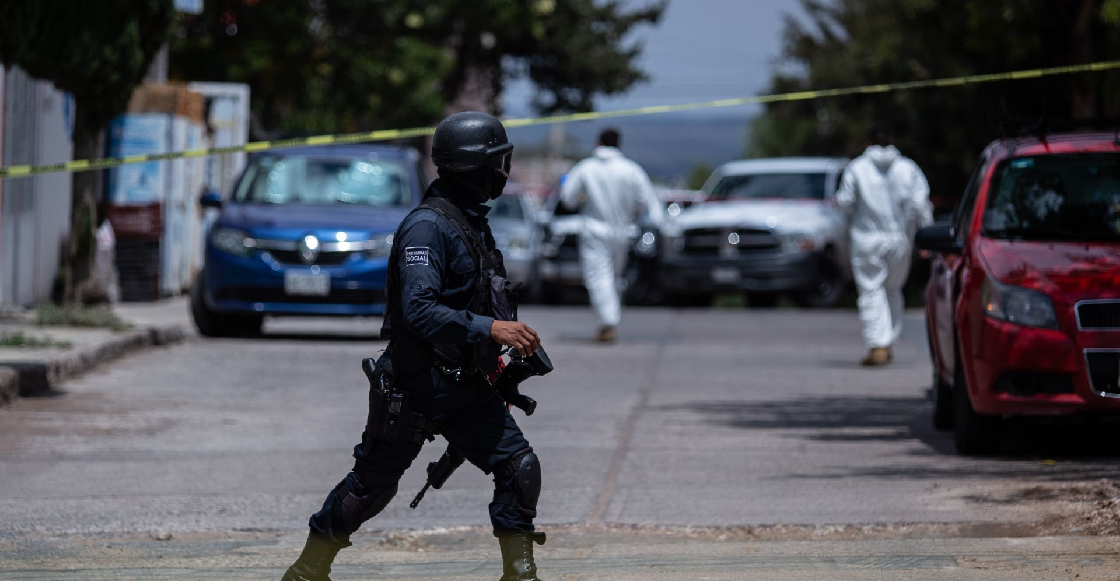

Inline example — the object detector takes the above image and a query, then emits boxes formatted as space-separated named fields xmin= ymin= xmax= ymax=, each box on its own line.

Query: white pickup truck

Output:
xmin=660 ymin=157 xmax=852 ymax=307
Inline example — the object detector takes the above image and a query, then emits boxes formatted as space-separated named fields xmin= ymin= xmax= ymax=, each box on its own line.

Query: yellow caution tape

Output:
xmin=3 ymin=60 xmax=1120 ymax=179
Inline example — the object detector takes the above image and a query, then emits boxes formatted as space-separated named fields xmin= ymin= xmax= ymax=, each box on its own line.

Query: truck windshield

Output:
xmin=486 ymin=195 xmax=525 ymax=220
xmin=983 ymin=153 xmax=1120 ymax=241
xmin=709 ymin=172 xmax=827 ymax=200
xmin=233 ymin=155 xmax=411 ymax=207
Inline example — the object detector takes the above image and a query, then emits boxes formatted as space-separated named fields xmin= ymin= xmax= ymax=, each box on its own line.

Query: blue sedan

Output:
xmin=190 ymin=145 xmax=425 ymax=336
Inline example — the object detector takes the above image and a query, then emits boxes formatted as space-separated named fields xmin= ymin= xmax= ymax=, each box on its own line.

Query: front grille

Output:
xmin=266 ymin=250 xmax=356 ymax=266
xmin=1077 ymin=301 xmax=1120 ymax=330
xmin=1085 ymin=350 xmax=1120 ymax=396
xmin=682 ymin=227 xmax=778 ymax=257
xmin=994 ymin=372 xmax=1074 ymax=396
xmin=215 ymin=286 xmax=385 ymax=305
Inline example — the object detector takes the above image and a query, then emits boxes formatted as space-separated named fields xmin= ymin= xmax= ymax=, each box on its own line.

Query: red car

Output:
xmin=917 ymin=131 xmax=1120 ymax=454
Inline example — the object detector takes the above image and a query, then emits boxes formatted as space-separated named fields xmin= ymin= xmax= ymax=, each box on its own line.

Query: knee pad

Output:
xmin=494 ymin=449 xmax=541 ymax=515
xmin=337 ymin=483 xmax=397 ymax=533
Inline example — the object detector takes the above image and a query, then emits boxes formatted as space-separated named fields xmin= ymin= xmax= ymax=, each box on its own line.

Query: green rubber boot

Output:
xmin=281 ymin=532 xmax=345 ymax=581
xmin=498 ymin=531 xmax=546 ymax=581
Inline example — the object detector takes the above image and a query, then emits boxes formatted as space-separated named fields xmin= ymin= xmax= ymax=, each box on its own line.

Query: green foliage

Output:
xmin=36 ymin=304 xmax=132 ymax=332
xmin=0 ymin=331 xmax=73 ymax=350
xmin=0 ymin=0 xmax=175 ymax=129
xmin=685 ymin=162 xmax=713 ymax=190
xmin=169 ymin=0 xmax=665 ymax=136
xmin=171 ymin=0 xmax=449 ymax=135
xmin=1 ymin=0 xmax=174 ymax=303
xmin=750 ymin=0 xmax=1120 ymax=207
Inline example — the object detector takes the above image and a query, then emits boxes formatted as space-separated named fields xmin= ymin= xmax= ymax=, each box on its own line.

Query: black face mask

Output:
xmin=442 ymin=165 xmax=507 ymax=203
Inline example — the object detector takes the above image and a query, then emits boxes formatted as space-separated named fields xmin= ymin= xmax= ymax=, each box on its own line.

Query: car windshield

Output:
xmin=983 ymin=153 xmax=1120 ymax=242
xmin=233 ymin=155 xmax=410 ymax=207
xmin=709 ymin=172 xmax=827 ymax=200
xmin=486 ymin=195 xmax=525 ymax=220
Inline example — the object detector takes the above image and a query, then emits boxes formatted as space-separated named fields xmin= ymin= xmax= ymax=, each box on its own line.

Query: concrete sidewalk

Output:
xmin=0 ymin=298 xmax=190 ymax=402
xmin=2 ymin=527 xmax=1118 ymax=580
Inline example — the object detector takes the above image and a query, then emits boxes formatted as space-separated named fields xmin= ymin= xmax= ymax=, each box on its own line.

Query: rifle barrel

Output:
xmin=410 ymin=483 xmax=431 ymax=509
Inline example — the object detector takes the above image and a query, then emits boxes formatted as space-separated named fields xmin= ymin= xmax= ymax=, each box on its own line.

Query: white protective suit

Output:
xmin=560 ymin=146 xmax=663 ymax=327
xmin=835 ymin=145 xmax=933 ymax=349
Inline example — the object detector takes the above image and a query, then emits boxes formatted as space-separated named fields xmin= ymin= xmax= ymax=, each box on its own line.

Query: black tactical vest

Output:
xmin=381 ymin=195 xmax=518 ymax=378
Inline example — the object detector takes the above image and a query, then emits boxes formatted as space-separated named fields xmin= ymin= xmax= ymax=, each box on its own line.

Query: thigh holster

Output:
xmin=363 ymin=357 xmax=438 ymax=444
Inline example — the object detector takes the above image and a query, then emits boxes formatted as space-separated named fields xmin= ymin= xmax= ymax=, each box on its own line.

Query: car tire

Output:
xmin=933 ymin=370 xmax=954 ymax=430
xmin=746 ymin=292 xmax=779 ymax=308
xmin=669 ymin=293 xmax=712 ymax=308
xmin=519 ymin=271 xmax=543 ymax=305
xmin=952 ymin=343 xmax=1001 ymax=455
xmin=928 ymin=321 xmax=953 ymax=430
xmin=190 ymin=274 xmax=261 ymax=338
xmin=793 ymin=250 xmax=846 ymax=308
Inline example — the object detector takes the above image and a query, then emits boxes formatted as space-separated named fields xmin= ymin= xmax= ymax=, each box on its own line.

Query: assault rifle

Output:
xmin=409 ymin=346 xmax=553 ymax=509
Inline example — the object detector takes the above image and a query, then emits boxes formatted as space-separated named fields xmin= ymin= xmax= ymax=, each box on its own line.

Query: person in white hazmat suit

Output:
xmin=560 ymin=129 xmax=663 ymax=342
xmin=835 ymin=123 xmax=933 ymax=366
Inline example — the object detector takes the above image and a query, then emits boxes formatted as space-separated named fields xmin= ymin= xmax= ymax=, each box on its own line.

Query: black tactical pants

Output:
xmin=307 ymin=361 xmax=536 ymax=546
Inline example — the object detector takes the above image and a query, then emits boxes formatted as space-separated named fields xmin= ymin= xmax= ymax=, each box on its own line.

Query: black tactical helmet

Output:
xmin=431 ymin=111 xmax=514 ymax=176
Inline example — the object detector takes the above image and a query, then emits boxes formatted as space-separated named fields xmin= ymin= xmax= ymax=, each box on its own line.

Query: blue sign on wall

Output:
xmin=174 ymin=0 xmax=203 ymax=14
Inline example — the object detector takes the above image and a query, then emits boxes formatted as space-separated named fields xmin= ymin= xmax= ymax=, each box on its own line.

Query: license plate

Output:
xmin=284 ymin=271 xmax=330 ymax=296
xmin=711 ymin=267 xmax=741 ymax=285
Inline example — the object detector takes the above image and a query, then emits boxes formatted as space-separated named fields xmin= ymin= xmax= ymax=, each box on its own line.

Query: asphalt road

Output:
xmin=3 ymin=306 xmax=1118 ymax=538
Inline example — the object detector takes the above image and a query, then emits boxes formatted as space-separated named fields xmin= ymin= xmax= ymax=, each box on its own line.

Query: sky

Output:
xmin=501 ymin=0 xmax=806 ymax=119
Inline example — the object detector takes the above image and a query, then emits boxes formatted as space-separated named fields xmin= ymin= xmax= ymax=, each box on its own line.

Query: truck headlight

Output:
xmin=505 ymin=234 xmax=531 ymax=258
xmin=211 ymin=227 xmax=254 ymax=257
xmin=982 ymin=278 xmax=1058 ymax=329
xmin=363 ymin=233 xmax=394 ymax=259
xmin=634 ymin=231 xmax=657 ymax=256
xmin=778 ymin=233 xmax=817 ymax=253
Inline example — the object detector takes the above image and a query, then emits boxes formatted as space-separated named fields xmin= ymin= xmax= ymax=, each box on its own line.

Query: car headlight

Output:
xmin=778 ymin=232 xmax=817 ymax=253
xmin=982 ymin=278 xmax=1058 ymax=329
xmin=210 ymin=227 xmax=254 ymax=257
xmin=363 ymin=233 xmax=395 ymax=259
xmin=634 ymin=231 xmax=657 ymax=256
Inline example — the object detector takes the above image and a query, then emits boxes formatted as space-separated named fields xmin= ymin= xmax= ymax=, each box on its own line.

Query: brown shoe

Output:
xmin=594 ymin=326 xmax=617 ymax=343
xmin=861 ymin=347 xmax=891 ymax=367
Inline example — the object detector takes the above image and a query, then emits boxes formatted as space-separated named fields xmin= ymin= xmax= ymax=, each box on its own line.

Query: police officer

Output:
xmin=282 ymin=111 xmax=546 ymax=581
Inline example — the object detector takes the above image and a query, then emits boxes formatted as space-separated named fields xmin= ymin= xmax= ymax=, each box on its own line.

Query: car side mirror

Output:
xmin=200 ymin=189 xmax=223 ymax=209
xmin=915 ymin=221 xmax=962 ymax=255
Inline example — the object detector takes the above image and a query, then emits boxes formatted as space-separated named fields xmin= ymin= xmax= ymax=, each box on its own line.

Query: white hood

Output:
xmin=593 ymin=145 xmax=623 ymax=161
xmin=669 ymin=199 xmax=833 ymax=233
xmin=866 ymin=145 xmax=900 ymax=173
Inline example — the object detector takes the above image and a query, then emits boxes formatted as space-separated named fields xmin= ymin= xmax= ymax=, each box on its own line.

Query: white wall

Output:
xmin=0 ymin=66 xmax=74 ymax=308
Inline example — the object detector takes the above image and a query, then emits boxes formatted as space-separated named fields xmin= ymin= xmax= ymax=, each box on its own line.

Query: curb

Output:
xmin=0 ymin=324 xmax=186 ymax=400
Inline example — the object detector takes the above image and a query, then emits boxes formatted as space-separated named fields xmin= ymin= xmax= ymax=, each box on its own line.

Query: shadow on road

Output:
xmin=657 ymin=393 xmax=1120 ymax=480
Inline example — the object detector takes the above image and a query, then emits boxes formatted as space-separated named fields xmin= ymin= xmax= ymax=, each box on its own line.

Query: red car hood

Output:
xmin=978 ymin=238 xmax=1120 ymax=304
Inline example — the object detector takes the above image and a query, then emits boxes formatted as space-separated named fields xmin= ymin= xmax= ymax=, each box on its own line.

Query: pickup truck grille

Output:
xmin=1077 ymin=301 xmax=1120 ymax=330
xmin=682 ymin=227 xmax=778 ymax=257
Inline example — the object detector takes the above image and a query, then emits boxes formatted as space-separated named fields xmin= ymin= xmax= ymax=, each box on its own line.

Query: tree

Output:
xmin=686 ymin=162 xmax=713 ymax=190
xmin=750 ymin=0 xmax=1120 ymax=209
xmin=407 ymin=0 xmax=667 ymax=114
xmin=169 ymin=0 xmax=666 ymax=137
xmin=0 ymin=0 xmax=175 ymax=302
xmin=170 ymin=0 xmax=450 ymax=136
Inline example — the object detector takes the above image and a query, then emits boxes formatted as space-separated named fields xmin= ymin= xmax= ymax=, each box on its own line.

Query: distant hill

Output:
xmin=505 ymin=112 xmax=753 ymax=185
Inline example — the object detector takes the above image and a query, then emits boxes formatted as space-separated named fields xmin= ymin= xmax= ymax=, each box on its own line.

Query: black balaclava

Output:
xmin=439 ymin=165 xmax=507 ymax=205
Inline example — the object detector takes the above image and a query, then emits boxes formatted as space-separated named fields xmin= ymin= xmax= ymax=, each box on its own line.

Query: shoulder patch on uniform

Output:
xmin=405 ymin=246 xmax=429 ymax=266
